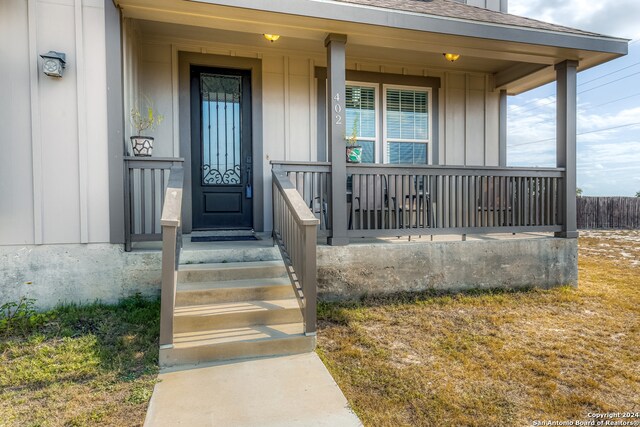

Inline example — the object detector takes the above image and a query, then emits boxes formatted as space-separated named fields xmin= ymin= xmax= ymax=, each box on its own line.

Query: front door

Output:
xmin=191 ymin=66 xmax=253 ymax=230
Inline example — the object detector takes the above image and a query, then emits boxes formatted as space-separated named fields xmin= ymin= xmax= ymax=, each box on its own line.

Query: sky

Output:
xmin=507 ymin=0 xmax=640 ymax=196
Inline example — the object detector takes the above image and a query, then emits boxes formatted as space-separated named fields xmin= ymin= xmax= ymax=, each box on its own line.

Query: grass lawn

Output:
xmin=317 ymin=231 xmax=640 ymax=426
xmin=1 ymin=232 xmax=637 ymax=426
xmin=0 ymin=295 xmax=159 ymax=427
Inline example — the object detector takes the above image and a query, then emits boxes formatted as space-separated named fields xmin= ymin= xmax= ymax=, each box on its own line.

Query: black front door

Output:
xmin=191 ymin=66 xmax=253 ymax=230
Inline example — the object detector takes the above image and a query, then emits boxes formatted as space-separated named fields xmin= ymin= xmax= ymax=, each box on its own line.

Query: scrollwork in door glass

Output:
xmin=202 ymin=164 xmax=241 ymax=184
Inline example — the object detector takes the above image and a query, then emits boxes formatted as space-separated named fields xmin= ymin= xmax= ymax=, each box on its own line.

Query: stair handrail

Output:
xmin=272 ymin=170 xmax=320 ymax=336
xmin=159 ymin=166 xmax=184 ymax=347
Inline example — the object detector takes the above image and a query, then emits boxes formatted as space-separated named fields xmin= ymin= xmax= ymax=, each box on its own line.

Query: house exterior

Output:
xmin=0 ymin=0 xmax=629 ymax=311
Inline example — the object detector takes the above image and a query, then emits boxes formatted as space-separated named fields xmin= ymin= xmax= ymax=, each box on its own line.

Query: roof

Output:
xmin=333 ymin=0 xmax=605 ymax=38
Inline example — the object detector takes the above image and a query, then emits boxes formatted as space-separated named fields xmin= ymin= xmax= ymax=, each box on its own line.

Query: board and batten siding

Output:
xmin=1 ymin=0 xmax=110 ymax=245
xmin=443 ymin=72 xmax=500 ymax=166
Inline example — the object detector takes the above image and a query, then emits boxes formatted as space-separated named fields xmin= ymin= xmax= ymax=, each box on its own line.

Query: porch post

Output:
xmin=325 ymin=33 xmax=349 ymax=246
xmin=555 ymin=60 xmax=579 ymax=238
xmin=498 ymin=89 xmax=507 ymax=167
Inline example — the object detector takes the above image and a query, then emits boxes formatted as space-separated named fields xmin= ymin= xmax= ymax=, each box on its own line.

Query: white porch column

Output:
xmin=555 ymin=60 xmax=579 ymax=238
xmin=325 ymin=33 xmax=349 ymax=246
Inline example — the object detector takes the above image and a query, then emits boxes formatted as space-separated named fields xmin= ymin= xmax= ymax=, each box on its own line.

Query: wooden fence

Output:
xmin=577 ymin=196 xmax=640 ymax=229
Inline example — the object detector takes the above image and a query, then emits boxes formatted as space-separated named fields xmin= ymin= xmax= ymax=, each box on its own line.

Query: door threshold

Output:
xmin=191 ymin=229 xmax=256 ymax=237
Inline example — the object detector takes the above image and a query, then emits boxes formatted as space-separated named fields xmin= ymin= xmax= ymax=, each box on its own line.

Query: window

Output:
xmin=345 ymin=84 xmax=377 ymax=163
xmin=384 ymin=86 xmax=431 ymax=164
xmin=342 ymin=82 xmax=432 ymax=165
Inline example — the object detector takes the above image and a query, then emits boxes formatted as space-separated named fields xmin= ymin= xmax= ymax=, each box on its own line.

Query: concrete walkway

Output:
xmin=144 ymin=352 xmax=362 ymax=427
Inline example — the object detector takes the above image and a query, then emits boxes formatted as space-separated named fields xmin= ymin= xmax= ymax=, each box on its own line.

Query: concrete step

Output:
xmin=160 ymin=323 xmax=316 ymax=367
xmin=178 ymin=261 xmax=288 ymax=283
xmin=180 ymin=245 xmax=282 ymax=265
xmin=175 ymin=277 xmax=295 ymax=306
xmin=174 ymin=298 xmax=303 ymax=333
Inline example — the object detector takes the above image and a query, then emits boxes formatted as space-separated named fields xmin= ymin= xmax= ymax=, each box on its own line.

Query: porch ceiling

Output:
xmin=117 ymin=0 xmax=628 ymax=94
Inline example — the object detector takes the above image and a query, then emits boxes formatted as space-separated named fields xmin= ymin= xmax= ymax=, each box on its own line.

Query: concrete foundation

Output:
xmin=0 ymin=244 xmax=163 ymax=310
xmin=316 ymin=235 xmax=578 ymax=300
xmin=1 ymin=234 xmax=578 ymax=310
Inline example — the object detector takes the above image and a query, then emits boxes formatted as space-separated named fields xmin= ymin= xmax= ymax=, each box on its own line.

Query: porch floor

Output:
xmin=328 ymin=231 xmax=555 ymax=246
xmin=143 ymin=352 xmax=362 ymax=427
xmin=130 ymin=231 xmax=555 ymax=253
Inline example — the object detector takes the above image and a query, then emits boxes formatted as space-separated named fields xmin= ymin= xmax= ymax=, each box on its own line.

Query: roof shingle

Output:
xmin=332 ymin=0 xmax=605 ymax=37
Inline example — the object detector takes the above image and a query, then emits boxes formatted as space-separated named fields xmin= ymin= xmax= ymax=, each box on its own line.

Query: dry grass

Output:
xmin=0 ymin=296 xmax=159 ymax=427
xmin=317 ymin=231 xmax=640 ymax=426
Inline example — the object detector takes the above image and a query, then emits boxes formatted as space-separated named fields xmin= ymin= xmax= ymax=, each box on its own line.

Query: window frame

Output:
xmin=382 ymin=84 xmax=433 ymax=165
xmin=345 ymin=80 xmax=380 ymax=163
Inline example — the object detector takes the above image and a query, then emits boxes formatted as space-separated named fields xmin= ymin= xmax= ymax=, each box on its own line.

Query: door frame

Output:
xmin=190 ymin=66 xmax=253 ymax=230
xmin=178 ymin=52 xmax=264 ymax=234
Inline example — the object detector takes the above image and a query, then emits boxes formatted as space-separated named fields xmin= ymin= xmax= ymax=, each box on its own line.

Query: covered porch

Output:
xmin=110 ymin=0 xmax=627 ymax=249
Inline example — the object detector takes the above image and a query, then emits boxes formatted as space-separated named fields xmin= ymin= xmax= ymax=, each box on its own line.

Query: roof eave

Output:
xmin=503 ymin=51 xmax=626 ymax=95
xmin=188 ymin=0 xmax=629 ymax=56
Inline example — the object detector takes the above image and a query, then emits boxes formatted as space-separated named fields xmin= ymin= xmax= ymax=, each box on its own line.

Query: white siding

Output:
xmin=0 ymin=0 xmax=110 ymax=245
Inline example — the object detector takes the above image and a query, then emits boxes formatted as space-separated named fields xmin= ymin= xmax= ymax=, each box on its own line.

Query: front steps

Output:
xmin=160 ymin=256 xmax=315 ymax=368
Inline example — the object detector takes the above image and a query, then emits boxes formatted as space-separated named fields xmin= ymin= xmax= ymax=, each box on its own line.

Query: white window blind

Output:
xmin=385 ymin=87 xmax=430 ymax=164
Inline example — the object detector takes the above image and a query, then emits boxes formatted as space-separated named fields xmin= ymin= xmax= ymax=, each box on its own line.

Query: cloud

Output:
xmin=507 ymin=96 xmax=640 ymax=195
xmin=510 ymin=0 xmax=640 ymax=39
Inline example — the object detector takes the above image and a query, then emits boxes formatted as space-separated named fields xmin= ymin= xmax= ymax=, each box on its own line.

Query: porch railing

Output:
xmin=159 ymin=165 xmax=184 ymax=347
xmin=124 ymin=157 xmax=184 ymax=251
xmin=272 ymin=170 xmax=320 ymax=336
xmin=272 ymin=161 xmax=565 ymax=238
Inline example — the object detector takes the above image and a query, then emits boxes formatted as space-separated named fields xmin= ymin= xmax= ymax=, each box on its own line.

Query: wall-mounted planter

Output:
xmin=130 ymin=136 xmax=154 ymax=157
xmin=346 ymin=146 xmax=362 ymax=163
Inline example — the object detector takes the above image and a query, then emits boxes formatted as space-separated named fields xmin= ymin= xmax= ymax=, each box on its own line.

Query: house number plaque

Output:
xmin=333 ymin=92 xmax=343 ymax=125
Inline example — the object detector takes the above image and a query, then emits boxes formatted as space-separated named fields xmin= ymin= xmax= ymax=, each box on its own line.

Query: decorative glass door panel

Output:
xmin=191 ymin=67 xmax=253 ymax=230
xmin=201 ymin=74 xmax=242 ymax=185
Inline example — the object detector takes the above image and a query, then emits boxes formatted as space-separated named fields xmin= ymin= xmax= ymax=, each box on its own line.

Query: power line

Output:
xmin=510 ymin=94 xmax=555 ymax=110
xmin=508 ymin=93 xmax=640 ymax=132
xmin=511 ymin=61 xmax=640 ymax=115
xmin=579 ymin=70 xmax=640 ymax=94
xmin=578 ymin=62 xmax=640 ymax=86
xmin=587 ymin=92 xmax=640 ymax=109
xmin=514 ymin=98 xmax=556 ymax=115
xmin=510 ymin=121 xmax=640 ymax=148
xmin=514 ymin=69 xmax=640 ymax=115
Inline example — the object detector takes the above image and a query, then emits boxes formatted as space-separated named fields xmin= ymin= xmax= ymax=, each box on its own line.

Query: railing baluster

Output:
xmin=359 ymin=174 xmax=364 ymax=230
xmin=512 ymin=176 xmax=517 ymax=227
xmin=151 ymin=169 xmax=157 ymax=234
xmin=470 ymin=175 xmax=476 ymax=228
xmin=495 ymin=176 xmax=500 ymax=227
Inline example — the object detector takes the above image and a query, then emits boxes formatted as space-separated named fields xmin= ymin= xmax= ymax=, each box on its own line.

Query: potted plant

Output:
xmin=346 ymin=117 xmax=362 ymax=163
xmin=130 ymin=97 xmax=164 ymax=157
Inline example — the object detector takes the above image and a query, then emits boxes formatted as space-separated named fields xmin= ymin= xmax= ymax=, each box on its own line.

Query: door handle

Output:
xmin=245 ymin=155 xmax=253 ymax=199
